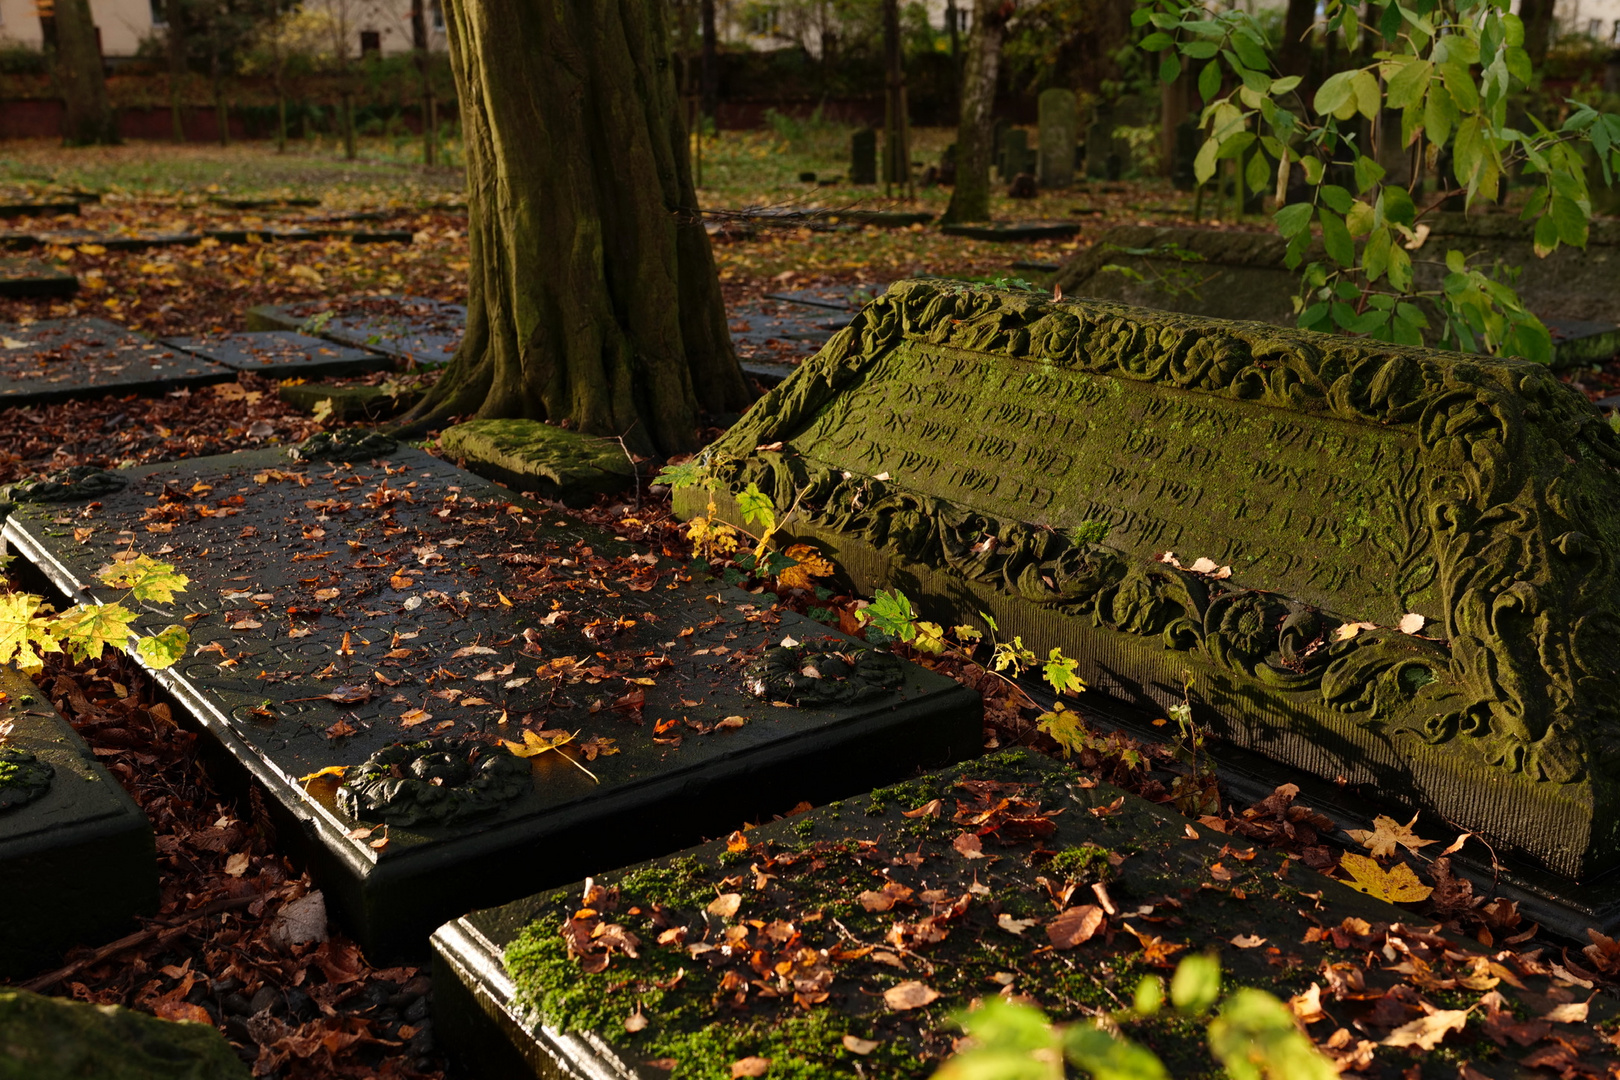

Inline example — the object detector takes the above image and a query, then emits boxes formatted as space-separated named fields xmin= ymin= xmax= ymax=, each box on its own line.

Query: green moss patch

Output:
xmin=438 ymin=418 xmax=635 ymax=507
xmin=0 ymin=989 xmax=247 ymax=1080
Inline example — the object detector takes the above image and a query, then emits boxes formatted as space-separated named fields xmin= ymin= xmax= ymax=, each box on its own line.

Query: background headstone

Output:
xmin=684 ymin=278 xmax=1620 ymax=881
xmin=850 ymin=130 xmax=877 ymax=185
xmin=1037 ymin=88 xmax=1078 ymax=190
xmin=998 ymin=128 xmax=1029 ymax=182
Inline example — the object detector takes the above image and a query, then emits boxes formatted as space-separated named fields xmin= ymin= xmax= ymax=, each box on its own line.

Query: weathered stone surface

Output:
xmin=0 ymin=989 xmax=248 ymax=1080
xmin=244 ymin=296 xmax=464 ymax=368
xmin=432 ymin=748 xmax=1563 ymax=1079
xmin=0 ymin=318 xmax=230 ymax=405
xmin=161 ymin=332 xmax=391 ymax=378
xmin=0 ymin=258 xmax=77 ymax=299
xmin=438 ymin=419 xmax=637 ymax=506
xmin=1056 ymin=223 xmax=1619 ymax=367
xmin=0 ymin=667 xmax=156 ymax=977
xmin=0 ymin=229 xmax=203 ymax=252
xmin=276 ymin=381 xmax=421 ymax=421
xmin=3 ymin=447 xmax=978 ymax=956
xmin=1038 ymin=89 xmax=1078 ymax=190
xmin=684 ymin=278 xmax=1620 ymax=879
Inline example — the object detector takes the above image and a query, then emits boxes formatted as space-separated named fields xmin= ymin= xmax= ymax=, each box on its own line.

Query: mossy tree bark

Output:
xmin=941 ymin=0 xmax=1011 ymax=224
xmin=51 ymin=0 xmax=116 ymax=146
xmin=401 ymin=0 xmax=749 ymax=457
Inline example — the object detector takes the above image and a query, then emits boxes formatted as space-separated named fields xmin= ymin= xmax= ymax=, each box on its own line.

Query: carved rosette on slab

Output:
xmin=682 ymin=279 xmax=1620 ymax=879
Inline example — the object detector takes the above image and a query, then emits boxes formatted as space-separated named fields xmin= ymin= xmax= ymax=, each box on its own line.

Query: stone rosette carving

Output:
xmin=691 ymin=279 xmax=1620 ymax=877
xmin=0 ymin=747 xmax=53 ymax=812
xmin=337 ymin=738 xmax=532 ymax=828
xmin=743 ymin=643 xmax=905 ymax=707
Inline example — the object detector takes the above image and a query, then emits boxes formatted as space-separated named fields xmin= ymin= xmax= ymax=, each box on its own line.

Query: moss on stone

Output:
xmin=0 ymin=989 xmax=249 ymax=1080
xmin=438 ymin=419 xmax=635 ymax=508
xmin=276 ymin=381 xmax=420 ymax=421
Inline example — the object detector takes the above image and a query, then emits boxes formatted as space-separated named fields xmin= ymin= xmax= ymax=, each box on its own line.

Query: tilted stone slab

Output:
xmin=0 ymin=258 xmax=77 ymax=299
xmin=438 ymin=419 xmax=636 ymax=507
xmin=0 ymin=668 xmax=156 ymax=978
xmin=161 ymin=331 xmax=391 ymax=379
xmin=940 ymin=221 xmax=1080 ymax=242
xmin=683 ymin=278 xmax=1620 ymax=880
xmin=3 ymin=446 xmax=979 ymax=957
xmin=245 ymin=296 xmax=463 ymax=367
xmin=0 ymin=319 xmax=231 ymax=404
xmin=1055 ymin=224 xmax=1616 ymax=368
xmin=277 ymin=381 xmax=421 ymax=421
xmin=431 ymin=748 xmax=1589 ymax=1079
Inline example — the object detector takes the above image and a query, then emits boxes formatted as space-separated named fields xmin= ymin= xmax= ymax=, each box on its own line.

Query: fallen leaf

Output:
xmin=716 ymin=715 xmax=747 ymax=730
xmin=1544 ymin=1000 xmax=1589 ymax=1024
xmin=1333 ymin=621 xmax=1378 ymax=641
xmin=707 ymin=893 xmax=742 ymax=919
xmin=1382 ymin=1008 xmax=1468 ymax=1049
xmin=952 ymin=832 xmax=984 ymax=859
xmin=400 ymin=708 xmax=434 ymax=727
xmin=1290 ymin=983 xmax=1326 ymax=1024
xmin=1347 ymin=813 xmax=1437 ymax=859
xmin=625 ymin=1010 xmax=648 ymax=1033
xmin=1398 ymin=612 xmax=1427 ymax=635
xmin=1046 ymin=905 xmax=1104 ymax=949
xmin=842 ymin=1035 xmax=879 ymax=1055
xmin=1338 ymin=853 xmax=1433 ymax=903
xmin=883 ymin=980 xmax=939 ymax=1011
xmin=902 ymin=798 xmax=943 ymax=819
xmin=1230 ymin=934 xmax=1267 ymax=948
xmin=997 ymin=913 xmax=1038 ymax=935
xmin=223 ymin=852 xmax=250 ymax=877
xmin=731 ymin=1057 xmax=770 ymax=1078
xmin=299 ymin=765 xmax=348 ymax=785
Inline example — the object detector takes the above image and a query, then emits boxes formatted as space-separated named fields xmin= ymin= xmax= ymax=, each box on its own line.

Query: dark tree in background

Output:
xmin=401 ymin=0 xmax=749 ymax=455
xmin=410 ymin=0 xmax=438 ymax=165
xmin=45 ymin=0 xmax=117 ymax=145
xmin=943 ymin=0 xmax=1014 ymax=223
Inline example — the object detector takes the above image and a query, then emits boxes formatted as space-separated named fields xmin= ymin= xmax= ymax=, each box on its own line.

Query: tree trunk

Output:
xmin=881 ymin=0 xmax=910 ymax=194
xmin=942 ymin=0 xmax=1009 ymax=223
xmin=1278 ymin=0 xmax=1316 ymax=80
xmin=166 ymin=1 xmax=185 ymax=143
xmin=1519 ymin=0 xmax=1554 ymax=65
xmin=276 ymin=79 xmax=287 ymax=153
xmin=399 ymin=0 xmax=749 ymax=457
xmin=342 ymin=87 xmax=357 ymax=160
xmin=699 ymin=0 xmax=718 ymax=126
xmin=411 ymin=0 xmax=437 ymax=166
xmin=51 ymin=0 xmax=115 ymax=145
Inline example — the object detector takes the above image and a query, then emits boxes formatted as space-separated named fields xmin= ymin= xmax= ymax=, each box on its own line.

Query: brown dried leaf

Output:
xmin=1046 ymin=905 xmax=1104 ymax=949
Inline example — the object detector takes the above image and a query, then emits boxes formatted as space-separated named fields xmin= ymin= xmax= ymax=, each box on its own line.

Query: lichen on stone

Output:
xmin=0 ymin=747 xmax=53 ymax=812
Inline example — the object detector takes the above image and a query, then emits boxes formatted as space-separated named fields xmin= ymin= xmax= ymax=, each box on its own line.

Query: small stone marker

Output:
xmin=277 ymin=381 xmax=421 ymax=422
xmin=1038 ymin=89 xmax=1078 ymax=189
xmin=3 ymin=445 xmax=979 ymax=956
xmin=432 ymin=748 xmax=1594 ymax=1078
xmin=0 ymin=258 xmax=76 ymax=299
xmin=0 ymin=318 xmax=230 ymax=405
xmin=1086 ymin=110 xmax=1118 ymax=179
xmin=244 ymin=296 xmax=463 ymax=367
xmin=161 ymin=331 xmax=392 ymax=379
xmin=850 ymin=130 xmax=878 ymax=185
xmin=685 ymin=278 xmax=1620 ymax=881
xmin=438 ymin=419 xmax=637 ymax=506
xmin=0 ymin=668 xmax=156 ymax=978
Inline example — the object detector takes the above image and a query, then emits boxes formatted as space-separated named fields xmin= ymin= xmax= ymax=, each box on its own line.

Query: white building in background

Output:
xmin=0 ymin=0 xmax=448 ymax=60
xmin=718 ymin=0 xmax=970 ymax=55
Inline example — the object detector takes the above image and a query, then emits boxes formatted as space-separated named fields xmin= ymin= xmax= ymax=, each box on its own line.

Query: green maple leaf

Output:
xmin=0 ymin=592 xmax=61 ymax=671
xmin=654 ymin=459 xmax=708 ymax=491
xmin=96 ymin=555 xmax=189 ymax=604
xmin=736 ymin=482 xmax=776 ymax=532
xmin=135 ymin=625 xmax=190 ymax=670
xmin=860 ymin=589 xmax=917 ymax=642
xmin=54 ymin=602 xmax=141 ymax=662
xmin=1037 ymin=704 xmax=1089 ymax=758
xmin=1044 ymin=648 xmax=1087 ymax=696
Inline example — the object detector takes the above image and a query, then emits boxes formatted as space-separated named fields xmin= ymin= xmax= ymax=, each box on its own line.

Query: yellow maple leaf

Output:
xmin=502 ymin=728 xmax=575 ymax=758
xmin=686 ymin=515 xmax=739 ymax=558
xmin=1338 ymin=853 xmax=1433 ymax=903
xmin=777 ymin=543 xmax=835 ymax=591
xmin=1347 ymin=813 xmax=1436 ymax=859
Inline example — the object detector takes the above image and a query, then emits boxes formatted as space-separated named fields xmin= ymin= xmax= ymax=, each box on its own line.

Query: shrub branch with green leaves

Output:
xmin=1137 ymin=0 xmax=1620 ymax=360
xmin=0 ymin=554 xmax=191 ymax=673
xmin=935 ymin=954 xmax=1335 ymax=1080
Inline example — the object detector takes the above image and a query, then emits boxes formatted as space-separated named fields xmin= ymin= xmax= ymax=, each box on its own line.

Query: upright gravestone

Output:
xmin=850 ymin=130 xmax=878 ymax=185
xmin=1171 ymin=118 xmax=1199 ymax=191
xmin=1085 ymin=108 xmax=1116 ymax=179
xmin=998 ymin=128 xmax=1029 ymax=182
xmin=680 ymin=278 xmax=1620 ymax=882
xmin=1037 ymin=89 xmax=1078 ymax=190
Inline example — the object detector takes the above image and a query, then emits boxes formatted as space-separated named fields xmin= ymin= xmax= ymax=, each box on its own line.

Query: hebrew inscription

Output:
xmin=689 ymin=279 xmax=1620 ymax=880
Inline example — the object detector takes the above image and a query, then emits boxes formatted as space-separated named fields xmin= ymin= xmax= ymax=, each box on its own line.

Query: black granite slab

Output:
xmin=0 ymin=668 xmax=157 ymax=977
xmin=0 ymin=259 xmax=77 ymax=299
xmin=245 ymin=297 xmax=463 ymax=367
xmin=0 ymin=201 xmax=80 ymax=219
xmin=0 ymin=318 xmax=231 ymax=404
xmin=940 ymin=221 xmax=1081 ymax=241
xmin=161 ymin=331 xmax=393 ymax=379
xmin=1547 ymin=317 xmax=1620 ymax=366
xmin=2 ymin=446 xmax=980 ymax=958
xmin=0 ymin=230 xmax=204 ymax=252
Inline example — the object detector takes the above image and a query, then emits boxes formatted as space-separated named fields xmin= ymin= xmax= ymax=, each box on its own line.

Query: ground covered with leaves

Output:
xmin=1 ymin=136 xmax=1619 ymax=1079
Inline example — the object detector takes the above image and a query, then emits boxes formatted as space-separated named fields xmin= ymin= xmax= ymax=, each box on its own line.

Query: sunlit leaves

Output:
xmin=736 ymin=482 xmax=776 ymax=533
xmin=0 ymin=593 xmax=61 ymax=671
xmin=135 ymin=625 xmax=190 ymax=669
xmin=860 ymin=589 xmax=918 ymax=643
xmin=97 ymin=554 xmax=190 ymax=604
xmin=654 ymin=459 xmax=707 ymax=492
xmin=1338 ymin=853 xmax=1435 ymax=903
xmin=53 ymin=602 xmax=142 ymax=663
xmin=1042 ymin=648 xmax=1086 ymax=696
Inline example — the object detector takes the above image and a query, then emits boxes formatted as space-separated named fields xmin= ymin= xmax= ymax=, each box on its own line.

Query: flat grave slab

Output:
xmin=0 ymin=667 xmax=156 ymax=978
xmin=0 ymin=318 xmax=231 ymax=405
xmin=161 ymin=331 xmax=392 ymax=379
xmin=277 ymin=381 xmax=422 ymax=421
xmin=0 ymin=201 xmax=80 ymax=219
xmin=687 ymin=278 xmax=1620 ymax=885
xmin=837 ymin=209 xmax=933 ymax=228
xmin=245 ymin=297 xmax=463 ymax=367
xmin=1546 ymin=317 xmax=1620 ymax=365
xmin=202 ymin=227 xmax=414 ymax=246
xmin=759 ymin=285 xmax=887 ymax=312
xmin=433 ymin=748 xmax=1606 ymax=1080
xmin=3 ymin=445 xmax=980 ymax=958
xmin=0 ymin=229 xmax=204 ymax=252
xmin=0 ymin=258 xmax=77 ymax=299
xmin=940 ymin=221 xmax=1081 ymax=241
